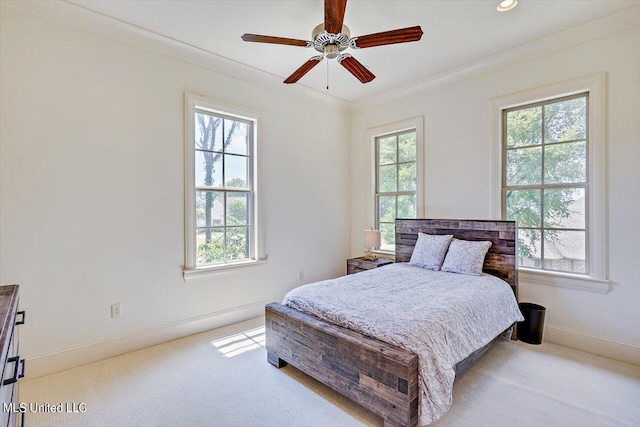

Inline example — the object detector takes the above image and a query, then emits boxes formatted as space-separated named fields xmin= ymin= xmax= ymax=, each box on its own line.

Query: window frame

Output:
xmin=491 ymin=74 xmax=608 ymax=293
xmin=366 ymin=117 xmax=424 ymax=255
xmin=183 ymin=93 xmax=265 ymax=280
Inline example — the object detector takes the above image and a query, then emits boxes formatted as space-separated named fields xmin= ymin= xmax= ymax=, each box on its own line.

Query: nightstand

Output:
xmin=346 ymin=257 xmax=393 ymax=275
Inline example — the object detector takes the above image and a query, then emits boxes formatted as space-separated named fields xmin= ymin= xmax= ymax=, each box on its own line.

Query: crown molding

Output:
xmin=1 ymin=0 xmax=350 ymax=111
xmin=350 ymin=5 xmax=640 ymax=111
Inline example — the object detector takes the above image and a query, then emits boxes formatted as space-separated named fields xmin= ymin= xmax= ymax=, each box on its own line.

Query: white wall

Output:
xmin=0 ymin=6 xmax=350 ymax=376
xmin=350 ymin=26 xmax=640 ymax=364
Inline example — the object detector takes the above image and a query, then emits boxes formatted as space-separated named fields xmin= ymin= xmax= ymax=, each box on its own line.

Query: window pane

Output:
xmin=195 ymin=151 xmax=222 ymax=187
xmin=544 ymin=230 xmax=586 ymax=273
xmin=374 ymin=130 xmax=418 ymax=254
xmin=544 ymin=97 xmax=586 ymax=143
xmin=190 ymin=101 xmax=257 ymax=269
xmin=378 ymin=164 xmax=398 ymax=192
xmin=506 ymin=189 xmax=541 ymax=227
xmin=196 ymin=227 xmax=224 ymax=265
xmin=378 ymin=196 xmax=396 ymax=223
xmin=397 ymin=195 xmax=416 ymax=218
xmin=506 ymin=106 xmax=542 ymax=148
xmin=544 ymin=141 xmax=586 ymax=184
xmin=506 ymin=146 xmax=542 ymax=186
xmin=398 ymin=132 xmax=416 ymax=162
xmin=379 ymin=222 xmax=395 ymax=251
xmin=196 ymin=191 xmax=224 ymax=227
xmin=504 ymin=94 xmax=590 ymax=275
xmin=224 ymin=119 xmax=249 ymax=155
xmin=378 ymin=136 xmax=397 ymax=165
xmin=225 ymin=154 xmax=249 ymax=188
xmin=518 ymin=229 xmax=541 ymax=269
xmin=544 ymin=188 xmax=585 ymax=229
xmin=195 ymin=113 xmax=223 ymax=152
xmin=226 ymin=193 xmax=249 ymax=226
xmin=398 ymin=162 xmax=416 ymax=191
xmin=226 ymin=227 xmax=250 ymax=261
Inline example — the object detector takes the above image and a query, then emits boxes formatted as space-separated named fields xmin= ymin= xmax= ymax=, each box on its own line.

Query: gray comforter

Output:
xmin=283 ymin=263 xmax=524 ymax=425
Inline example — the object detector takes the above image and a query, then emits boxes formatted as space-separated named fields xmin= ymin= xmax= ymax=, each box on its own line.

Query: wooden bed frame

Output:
xmin=265 ymin=219 xmax=517 ymax=427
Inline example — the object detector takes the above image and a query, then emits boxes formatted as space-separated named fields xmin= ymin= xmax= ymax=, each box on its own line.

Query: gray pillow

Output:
xmin=441 ymin=238 xmax=492 ymax=275
xmin=408 ymin=233 xmax=454 ymax=271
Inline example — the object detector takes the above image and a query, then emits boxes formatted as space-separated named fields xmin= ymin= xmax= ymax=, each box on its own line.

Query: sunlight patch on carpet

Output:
xmin=211 ymin=326 xmax=265 ymax=357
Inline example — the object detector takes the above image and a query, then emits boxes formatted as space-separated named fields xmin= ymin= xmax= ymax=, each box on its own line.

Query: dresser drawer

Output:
xmin=0 ymin=330 xmax=16 ymax=401
xmin=347 ymin=265 xmax=368 ymax=275
xmin=0 ymin=285 xmax=23 ymax=427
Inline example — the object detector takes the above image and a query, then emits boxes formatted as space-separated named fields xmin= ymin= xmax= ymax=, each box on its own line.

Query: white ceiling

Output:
xmin=67 ymin=0 xmax=639 ymax=102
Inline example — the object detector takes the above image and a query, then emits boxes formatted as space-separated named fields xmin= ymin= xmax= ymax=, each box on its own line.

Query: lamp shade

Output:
xmin=364 ymin=229 xmax=381 ymax=247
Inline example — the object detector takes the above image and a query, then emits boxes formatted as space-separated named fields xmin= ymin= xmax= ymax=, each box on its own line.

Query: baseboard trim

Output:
xmin=24 ymin=298 xmax=276 ymax=380
xmin=25 ymin=303 xmax=639 ymax=380
xmin=544 ymin=325 xmax=640 ymax=366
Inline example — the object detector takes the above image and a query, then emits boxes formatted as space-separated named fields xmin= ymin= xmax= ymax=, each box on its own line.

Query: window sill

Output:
xmin=183 ymin=259 xmax=268 ymax=281
xmin=519 ymin=268 xmax=610 ymax=294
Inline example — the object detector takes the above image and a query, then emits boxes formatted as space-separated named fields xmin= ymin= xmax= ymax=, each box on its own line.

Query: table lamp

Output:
xmin=364 ymin=228 xmax=381 ymax=261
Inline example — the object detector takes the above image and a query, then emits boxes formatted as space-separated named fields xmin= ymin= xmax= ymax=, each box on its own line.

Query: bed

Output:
xmin=265 ymin=219 xmax=520 ymax=426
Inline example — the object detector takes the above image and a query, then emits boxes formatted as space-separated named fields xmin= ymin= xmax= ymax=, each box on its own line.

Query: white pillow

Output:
xmin=408 ymin=233 xmax=454 ymax=271
xmin=441 ymin=238 xmax=492 ymax=276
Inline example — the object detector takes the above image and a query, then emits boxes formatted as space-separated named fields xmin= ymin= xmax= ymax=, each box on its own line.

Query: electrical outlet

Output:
xmin=111 ymin=303 xmax=122 ymax=319
xmin=299 ymin=270 xmax=304 ymax=280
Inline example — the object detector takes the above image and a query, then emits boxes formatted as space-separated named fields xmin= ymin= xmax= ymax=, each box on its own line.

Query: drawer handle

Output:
xmin=16 ymin=310 xmax=26 ymax=325
xmin=19 ymin=357 xmax=26 ymax=379
xmin=3 ymin=355 xmax=20 ymax=385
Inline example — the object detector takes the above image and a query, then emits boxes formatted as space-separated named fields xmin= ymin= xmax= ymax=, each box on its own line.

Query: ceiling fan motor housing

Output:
xmin=312 ymin=23 xmax=350 ymax=59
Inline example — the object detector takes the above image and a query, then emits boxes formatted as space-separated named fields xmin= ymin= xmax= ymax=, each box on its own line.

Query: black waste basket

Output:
xmin=518 ymin=302 xmax=546 ymax=344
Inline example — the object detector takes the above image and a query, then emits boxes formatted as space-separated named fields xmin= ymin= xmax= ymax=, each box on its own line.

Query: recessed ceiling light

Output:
xmin=497 ymin=0 xmax=518 ymax=12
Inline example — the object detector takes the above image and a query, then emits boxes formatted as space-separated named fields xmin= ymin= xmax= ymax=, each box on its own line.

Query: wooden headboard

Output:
xmin=395 ymin=219 xmax=518 ymax=297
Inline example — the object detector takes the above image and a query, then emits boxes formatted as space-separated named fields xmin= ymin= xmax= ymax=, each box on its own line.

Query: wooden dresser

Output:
xmin=0 ymin=285 xmax=25 ymax=427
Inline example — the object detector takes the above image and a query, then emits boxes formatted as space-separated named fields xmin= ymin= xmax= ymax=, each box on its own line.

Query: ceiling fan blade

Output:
xmin=351 ymin=26 xmax=423 ymax=49
xmin=325 ymin=0 xmax=348 ymax=34
xmin=338 ymin=55 xmax=375 ymax=84
xmin=284 ymin=56 xmax=324 ymax=84
xmin=241 ymin=33 xmax=311 ymax=47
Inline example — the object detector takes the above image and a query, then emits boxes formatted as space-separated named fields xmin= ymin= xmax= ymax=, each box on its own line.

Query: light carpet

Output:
xmin=19 ymin=317 xmax=640 ymax=427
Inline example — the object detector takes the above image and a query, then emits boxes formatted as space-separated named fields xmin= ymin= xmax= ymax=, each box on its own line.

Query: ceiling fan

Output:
xmin=241 ymin=0 xmax=423 ymax=84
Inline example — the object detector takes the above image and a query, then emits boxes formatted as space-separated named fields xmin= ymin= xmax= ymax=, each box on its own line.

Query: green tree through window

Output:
xmin=194 ymin=111 xmax=252 ymax=266
xmin=375 ymin=130 xmax=417 ymax=251
xmin=503 ymin=94 xmax=588 ymax=274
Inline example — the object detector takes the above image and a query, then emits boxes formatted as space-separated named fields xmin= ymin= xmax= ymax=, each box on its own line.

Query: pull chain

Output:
xmin=326 ymin=59 xmax=329 ymax=90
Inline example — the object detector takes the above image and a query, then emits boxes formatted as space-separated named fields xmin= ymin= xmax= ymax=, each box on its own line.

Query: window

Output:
xmin=494 ymin=75 xmax=607 ymax=292
xmin=184 ymin=94 xmax=263 ymax=278
xmin=503 ymin=93 xmax=588 ymax=275
xmin=375 ymin=129 xmax=418 ymax=251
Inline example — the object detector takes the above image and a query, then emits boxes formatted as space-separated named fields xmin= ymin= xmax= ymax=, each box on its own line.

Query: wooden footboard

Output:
xmin=266 ymin=302 xmax=419 ymax=427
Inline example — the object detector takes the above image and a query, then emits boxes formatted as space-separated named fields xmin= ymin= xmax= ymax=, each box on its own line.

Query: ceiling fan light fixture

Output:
xmin=497 ymin=0 xmax=518 ymax=12
xmin=324 ymin=44 xmax=339 ymax=59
